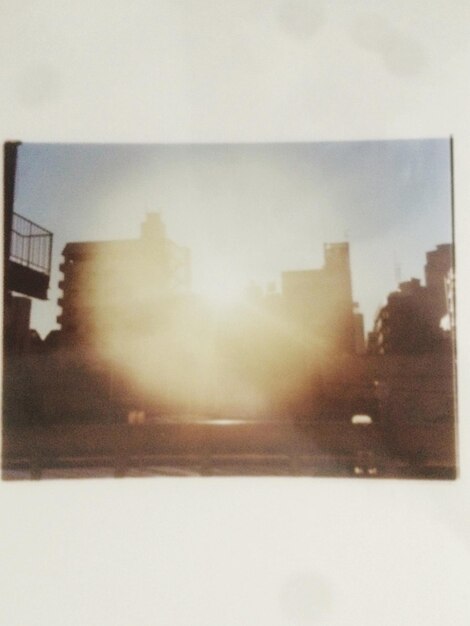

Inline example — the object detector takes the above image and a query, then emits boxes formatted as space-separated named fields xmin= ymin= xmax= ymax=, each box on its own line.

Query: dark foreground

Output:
xmin=2 ymin=417 xmax=456 ymax=480
xmin=3 ymin=351 xmax=457 ymax=480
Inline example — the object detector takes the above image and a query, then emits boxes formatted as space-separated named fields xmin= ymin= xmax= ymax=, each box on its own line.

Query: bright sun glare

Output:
xmin=196 ymin=266 xmax=247 ymax=309
xmin=200 ymin=283 xmax=244 ymax=309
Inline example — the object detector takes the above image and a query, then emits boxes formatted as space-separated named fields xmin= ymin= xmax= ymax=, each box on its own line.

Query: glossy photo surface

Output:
xmin=2 ymin=139 xmax=457 ymax=480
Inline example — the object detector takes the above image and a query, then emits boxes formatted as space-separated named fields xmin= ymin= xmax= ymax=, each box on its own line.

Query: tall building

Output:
xmin=372 ymin=278 xmax=433 ymax=354
xmin=281 ymin=242 xmax=358 ymax=354
xmin=57 ymin=213 xmax=190 ymax=344
xmin=369 ymin=244 xmax=454 ymax=355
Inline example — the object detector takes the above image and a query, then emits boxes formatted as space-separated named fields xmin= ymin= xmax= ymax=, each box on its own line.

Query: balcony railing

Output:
xmin=10 ymin=212 xmax=52 ymax=276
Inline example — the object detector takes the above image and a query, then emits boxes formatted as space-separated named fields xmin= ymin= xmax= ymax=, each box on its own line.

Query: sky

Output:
xmin=12 ymin=139 xmax=453 ymax=338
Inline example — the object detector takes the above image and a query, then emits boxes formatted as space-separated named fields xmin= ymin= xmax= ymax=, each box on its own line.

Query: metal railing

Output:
xmin=10 ymin=212 xmax=52 ymax=275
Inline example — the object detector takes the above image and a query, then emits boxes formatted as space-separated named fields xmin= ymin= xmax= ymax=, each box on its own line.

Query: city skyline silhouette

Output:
xmin=12 ymin=139 xmax=452 ymax=338
xmin=3 ymin=139 xmax=457 ymax=480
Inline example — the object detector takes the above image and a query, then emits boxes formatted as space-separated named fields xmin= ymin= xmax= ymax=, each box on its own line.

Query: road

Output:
xmin=1 ymin=416 xmax=456 ymax=480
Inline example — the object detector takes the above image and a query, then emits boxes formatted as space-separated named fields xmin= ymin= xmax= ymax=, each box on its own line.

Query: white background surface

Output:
xmin=1 ymin=2 xmax=469 ymax=625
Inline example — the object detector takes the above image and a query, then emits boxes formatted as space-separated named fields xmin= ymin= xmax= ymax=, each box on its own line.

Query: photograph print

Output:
xmin=2 ymin=139 xmax=457 ymax=480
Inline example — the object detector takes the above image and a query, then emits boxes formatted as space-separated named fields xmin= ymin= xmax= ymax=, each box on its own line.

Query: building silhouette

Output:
xmin=57 ymin=213 xmax=190 ymax=344
xmin=281 ymin=242 xmax=360 ymax=354
xmin=369 ymin=244 xmax=453 ymax=354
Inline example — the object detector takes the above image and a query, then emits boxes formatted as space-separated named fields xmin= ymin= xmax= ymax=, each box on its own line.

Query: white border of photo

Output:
xmin=1 ymin=3 xmax=469 ymax=625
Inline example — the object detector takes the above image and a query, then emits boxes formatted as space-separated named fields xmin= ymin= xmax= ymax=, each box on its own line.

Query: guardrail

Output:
xmin=10 ymin=212 xmax=52 ymax=275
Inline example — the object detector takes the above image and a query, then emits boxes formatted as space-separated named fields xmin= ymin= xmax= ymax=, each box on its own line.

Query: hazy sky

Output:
xmin=13 ymin=139 xmax=452 ymax=338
